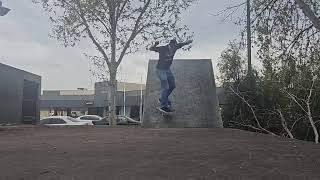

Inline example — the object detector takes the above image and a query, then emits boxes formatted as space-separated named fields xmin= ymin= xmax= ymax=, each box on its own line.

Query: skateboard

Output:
xmin=156 ymin=107 xmax=173 ymax=117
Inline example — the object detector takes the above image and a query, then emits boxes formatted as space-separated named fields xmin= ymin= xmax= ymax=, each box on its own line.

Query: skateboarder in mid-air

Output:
xmin=149 ymin=38 xmax=193 ymax=113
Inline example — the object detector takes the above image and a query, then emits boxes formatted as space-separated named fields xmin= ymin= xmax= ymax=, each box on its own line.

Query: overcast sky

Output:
xmin=0 ymin=0 xmax=245 ymax=90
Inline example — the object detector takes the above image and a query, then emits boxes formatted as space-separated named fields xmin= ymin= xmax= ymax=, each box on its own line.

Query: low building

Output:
xmin=40 ymin=82 xmax=145 ymax=120
xmin=40 ymin=89 xmax=96 ymax=118
xmin=0 ymin=63 xmax=41 ymax=125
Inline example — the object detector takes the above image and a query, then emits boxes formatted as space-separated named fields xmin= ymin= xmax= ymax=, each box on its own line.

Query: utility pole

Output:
xmin=247 ymin=0 xmax=252 ymax=78
xmin=123 ymin=81 xmax=126 ymax=117
xmin=139 ymin=75 xmax=143 ymax=122
xmin=120 ymin=66 xmax=126 ymax=117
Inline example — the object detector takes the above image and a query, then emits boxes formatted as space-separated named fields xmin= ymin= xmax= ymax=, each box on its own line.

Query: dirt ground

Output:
xmin=0 ymin=126 xmax=320 ymax=180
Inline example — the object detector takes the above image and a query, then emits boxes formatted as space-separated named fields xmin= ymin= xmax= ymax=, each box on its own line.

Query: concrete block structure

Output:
xmin=142 ymin=59 xmax=223 ymax=128
xmin=0 ymin=63 xmax=41 ymax=125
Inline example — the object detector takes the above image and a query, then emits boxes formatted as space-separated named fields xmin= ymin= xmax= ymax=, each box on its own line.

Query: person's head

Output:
xmin=169 ymin=38 xmax=177 ymax=45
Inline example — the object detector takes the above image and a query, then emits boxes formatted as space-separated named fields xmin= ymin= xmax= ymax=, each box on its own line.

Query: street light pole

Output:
xmin=123 ymin=81 xmax=126 ymax=117
xmin=139 ymin=75 xmax=143 ymax=122
xmin=0 ymin=1 xmax=10 ymax=16
xmin=247 ymin=0 xmax=252 ymax=77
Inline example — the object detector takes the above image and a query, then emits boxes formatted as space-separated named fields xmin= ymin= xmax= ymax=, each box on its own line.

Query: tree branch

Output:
xmin=283 ymin=77 xmax=319 ymax=143
xmin=276 ymin=108 xmax=294 ymax=139
xmin=230 ymin=121 xmax=263 ymax=132
xmin=212 ymin=2 xmax=246 ymax=22
xmin=306 ymin=76 xmax=318 ymax=143
xmin=87 ymin=7 xmax=112 ymax=35
xmin=290 ymin=116 xmax=305 ymax=132
xmin=286 ymin=24 xmax=314 ymax=53
xmin=282 ymin=89 xmax=308 ymax=114
xmin=116 ymin=0 xmax=152 ymax=66
xmin=79 ymin=11 xmax=111 ymax=66
xmin=116 ymin=0 xmax=129 ymax=22
xmin=230 ymin=87 xmax=278 ymax=136
xmin=61 ymin=0 xmax=111 ymax=66
xmin=295 ymin=0 xmax=320 ymax=31
xmin=213 ymin=2 xmax=246 ymax=17
xmin=251 ymin=0 xmax=279 ymax=24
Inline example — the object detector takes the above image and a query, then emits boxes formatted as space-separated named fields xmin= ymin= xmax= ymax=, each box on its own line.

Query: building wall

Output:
xmin=0 ymin=63 xmax=41 ymax=124
xmin=117 ymin=106 xmax=131 ymax=116
xmin=94 ymin=81 xmax=111 ymax=107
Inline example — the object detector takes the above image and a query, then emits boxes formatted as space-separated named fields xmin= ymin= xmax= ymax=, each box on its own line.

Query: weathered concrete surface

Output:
xmin=142 ymin=59 xmax=223 ymax=128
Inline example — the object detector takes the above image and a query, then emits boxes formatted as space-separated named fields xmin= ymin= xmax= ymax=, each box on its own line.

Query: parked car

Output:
xmin=92 ymin=115 xmax=141 ymax=125
xmin=76 ymin=115 xmax=102 ymax=125
xmin=40 ymin=116 xmax=89 ymax=126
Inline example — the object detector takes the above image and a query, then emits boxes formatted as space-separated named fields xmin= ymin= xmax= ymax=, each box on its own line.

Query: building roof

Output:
xmin=42 ymin=90 xmax=95 ymax=96
xmin=0 ymin=63 xmax=41 ymax=79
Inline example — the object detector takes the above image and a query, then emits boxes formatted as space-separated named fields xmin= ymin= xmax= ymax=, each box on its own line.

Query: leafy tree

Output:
xmin=217 ymin=40 xmax=246 ymax=84
xmin=251 ymin=0 xmax=320 ymax=71
xmin=217 ymin=0 xmax=320 ymax=142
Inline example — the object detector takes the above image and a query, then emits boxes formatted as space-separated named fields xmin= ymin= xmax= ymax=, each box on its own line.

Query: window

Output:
xmin=67 ymin=117 xmax=79 ymax=122
xmin=80 ymin=116 xmax=88 ymax=120
xmin=40 ymin=119 xmax=50 ymax=125
xmin=80 ymin=116 xmax=100 ymax=120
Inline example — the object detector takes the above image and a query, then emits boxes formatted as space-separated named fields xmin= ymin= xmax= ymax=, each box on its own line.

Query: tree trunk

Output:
xmin=307 ymin=103 xmax=319 ymax=143
xmin=109 ymin=5 xmax=117 ymax=127
xmin=109 ymin=67 xmax=117 ymax=127
xmin=295 ymin=0 xmax=320 ymax=31
xmin=277 ymin=109 xmax=294 ymax=139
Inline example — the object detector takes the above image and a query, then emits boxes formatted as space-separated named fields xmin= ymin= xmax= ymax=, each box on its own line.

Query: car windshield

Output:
xmin=67 ymin=117 xmax=80 ymax=122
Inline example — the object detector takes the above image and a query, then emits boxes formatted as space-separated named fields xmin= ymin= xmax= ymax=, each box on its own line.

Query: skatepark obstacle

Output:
xmin=142 ymin=59 xmax=223 ymax=128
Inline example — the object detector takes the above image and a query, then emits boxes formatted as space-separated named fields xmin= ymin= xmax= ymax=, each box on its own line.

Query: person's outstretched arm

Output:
xmin=149 ymin=41 xmax=160 ymax=52
xmin=177 ymin=39 xmax=193 ymax=49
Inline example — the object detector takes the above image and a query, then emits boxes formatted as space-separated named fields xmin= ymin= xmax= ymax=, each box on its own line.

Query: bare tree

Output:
xmin=282 ymin=77 xmax=319 ymax=143
xmin=230 ymin=87 xmax=277 ymax=136
xmin=276 ymin=108 xmax=295 ymax=139
xmin=34 ymin=0 xmax=195 ymax=126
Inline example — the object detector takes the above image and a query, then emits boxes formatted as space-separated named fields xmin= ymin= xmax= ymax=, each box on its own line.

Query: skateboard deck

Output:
xmin=156 ymin=107 xmax=173 ymax=117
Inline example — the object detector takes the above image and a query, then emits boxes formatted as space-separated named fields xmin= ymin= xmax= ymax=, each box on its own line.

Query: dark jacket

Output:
xmin=150 ymin=43 xmax=185 ymax=70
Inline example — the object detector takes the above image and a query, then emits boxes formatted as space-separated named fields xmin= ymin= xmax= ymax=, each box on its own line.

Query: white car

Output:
xmin=40 ymin=116 xmax=89 ymax=126
xmin=76 ymin=115 xmax=102 ymax=125
xmin=92 ymin=115 xmax=141 ymax=125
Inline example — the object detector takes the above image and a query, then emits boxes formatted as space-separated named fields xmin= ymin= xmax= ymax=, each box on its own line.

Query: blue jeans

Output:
xmin=156 ymin=68 xmax=176 ymax=108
